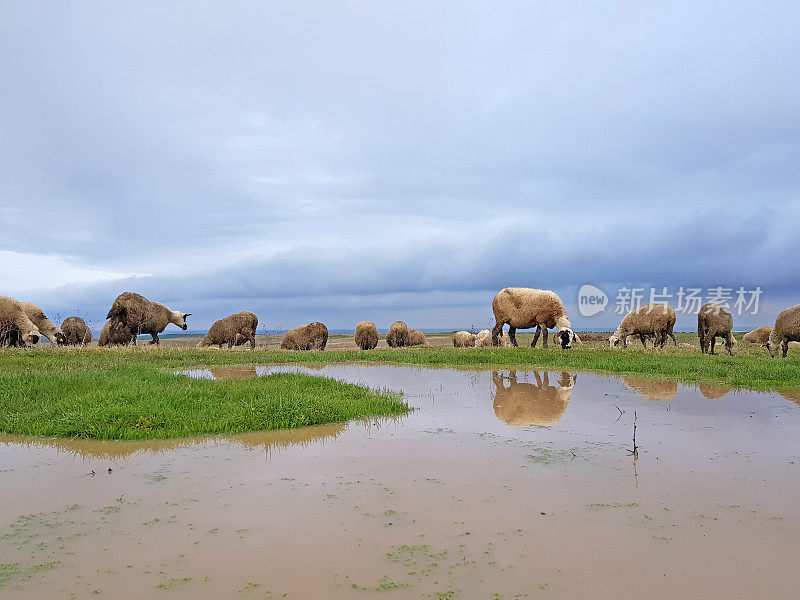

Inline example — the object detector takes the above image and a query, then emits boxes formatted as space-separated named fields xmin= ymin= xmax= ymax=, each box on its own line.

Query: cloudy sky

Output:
xmin=1 ymin=1 xmax=798 ymax=332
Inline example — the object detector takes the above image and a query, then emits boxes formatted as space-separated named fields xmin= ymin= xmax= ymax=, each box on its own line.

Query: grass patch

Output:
xmin=0 ymin=351 xmax=407 ymax=440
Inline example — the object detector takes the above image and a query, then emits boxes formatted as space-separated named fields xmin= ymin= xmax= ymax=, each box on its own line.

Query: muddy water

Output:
xmin=1 ymin=366 xmax=800 ymax=599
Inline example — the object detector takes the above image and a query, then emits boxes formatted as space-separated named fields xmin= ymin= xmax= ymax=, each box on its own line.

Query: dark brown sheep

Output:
xmin=198 ymin=311 xmax=258 ymax=349
xmin=61 ymin=317 xmax=92 ymax=345
xmin=767 ymin=304 xmax=800 ymax=358
xmin=386 ymin=321 xmax=409 ymax=348
xmin=354 ymin=321 xmax=379 ymax=350
xmin=280 ymin=322 xmax=328 ymax=351
xmin=697 ymin=303 xmax=734 ymax=355
xmin=406 ymin=328 xmax=427 ymax=346
xmin=98 ymin=319 xmax=136 ymax=347
xmin=609 ymin=304 xmax=677 ymax=349
xmin=106 ymin=292 xmax=191 ymax=345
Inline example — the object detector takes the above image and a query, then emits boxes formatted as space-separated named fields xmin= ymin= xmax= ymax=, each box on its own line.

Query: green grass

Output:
xmin=0 ymin=350 xmax=407 ymax=440
xmin=0 ymin=339 xmax=797 ymax=440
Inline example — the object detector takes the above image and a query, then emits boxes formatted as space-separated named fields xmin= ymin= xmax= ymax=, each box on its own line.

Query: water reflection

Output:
xmin=0 ymin=422 xmax=346 ymax=460
xmin=208 ymin=366 xmax=258 ymax=380
xmin=698 ymin=383 xmax=731 ymax=399
xmin=622 ymin=377 xmax=678 ymax=402
xmin=492 ymin=370 xmax=577 ymax=426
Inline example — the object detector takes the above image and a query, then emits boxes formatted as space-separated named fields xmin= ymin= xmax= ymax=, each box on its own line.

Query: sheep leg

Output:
xmin=250 ymin=335 xmax=256 ymax=350
xmin=150 ymin=333 xmax=159 ymax=345
xmin=710 ymin=336 xmax=716 ymax=355
xmin=725 ymin=334 xmax=733 ymax=356
xmin=639 ymin=333 xmax=647 ymax=348
xmin=491 ymin=322 xmax=505 ymax=347
xmin=782 ymin=340 xmax=788 ymax=358
xmin=669 ymin=332 xmax=677 ymax=346
xmin=533 ymin=371 xmax=543 ymax=387
xmin=699 ymin=330 xmax=706 ymax=353
xmin=541 ymin=326 xmax=549 ymax=349
xmin=531 ymin=326 xmax=541 ymax=348
xmin=508 ymin=326 xmax=518 ymax=347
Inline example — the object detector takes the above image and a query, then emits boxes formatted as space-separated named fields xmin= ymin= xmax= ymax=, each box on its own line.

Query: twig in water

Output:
xmin=627 ymin=411 xmax=639 ymax=457
xmin=613 ymin=403 xmax=624 ymax=423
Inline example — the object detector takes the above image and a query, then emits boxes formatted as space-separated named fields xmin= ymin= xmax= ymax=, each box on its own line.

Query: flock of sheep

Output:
xmin=1 ymin=286 xmax=798 ymax=358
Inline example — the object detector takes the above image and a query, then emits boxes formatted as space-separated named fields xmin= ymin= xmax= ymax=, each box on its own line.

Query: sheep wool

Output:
xmin=697 ymin=303 xmax=734 ymax=355
xmin=386 ymin=321 xmax=409 ymax=348
xmin=354 ymin=321 xmax=379 ymax=350
xmin=767 ymin=304 xmax=800 ymax=358
xmin=98 ymin=319 xmax=135 ymax=347
xmin=491 ymin=288 xmax=574 ymax=349
xmin=20 ymin=302 xmax=66 ymax=345
xmin=0 ymin=296 xmax=41 ymax=347
xmin=406 ymin=328 xmax=427 ymax=346
xmin=198 ymin=311 xmax=258 ymax=349
xmin=609 ymin=304 xmax=677 ymax=349
xmin=742 ymin=326 xmax=773 ymax=344
xmin=453 ymin=331 xmax=477 ymax=347
xmin=106 ymin=292 xmax=190 ymax=345
xmin=61 ymin=317 xmax=92 ymax=345
xmin=280 ymin=322 xmax=328 ymax=351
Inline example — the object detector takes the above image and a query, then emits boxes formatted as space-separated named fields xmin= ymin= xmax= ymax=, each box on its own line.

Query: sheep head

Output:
xmin=765 ymin=331 xmax=781 ymax=358
xmin=609 ymin=333 xmax=621 ymax=348
xmin=171 ymin=311 xmax=192 ymax=331
xmin=55 ymin=331 xmax=67 ymax=345
xmin=555 ymin=327 xmax=575 ymax=349
xmin=25 ymin=330 xmax=40 ymax=345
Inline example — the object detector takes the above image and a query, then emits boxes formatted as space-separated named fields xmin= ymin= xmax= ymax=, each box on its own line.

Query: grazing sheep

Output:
xmin=697 ymin=303 xmax=734 ymax=355
xmin=609 ymin=304 xmax=677 ymax=349
xmin=354 ymin=321 xmax=379 ymax=350
xmin=0 ymin=296 xmax=41 ymax=347
xmin=386 ymin=321 xmax=409 ymax=348
xmin=19 ymin=302 xmax=66 ymax=345
xmin=280 ymin=322 xmax=328 ymax=351
xmin=98 ymin=319 xmax=135 ymax=347
xmin=197 ymin=311 xmax=258 ymax=349
xmin=490 ymin=288 xmax=575 ymax=349
xmin=476 ymin=328 xmax=511 ymax=347
xmin=453 ymin=331 xmax=477 ymax=347
xmin=742 ymin=326 xmax=773 ymax=344
xmin=61 ymin=317 xmax=92 ymax=345
xmin=492 ymin=371 xmax=576 ymax=426
xmin=407 ymin=328 xmax=427 ymax=346
xmin=766 ymin=304 xmax=800 ymax=358
xmin=106 ymin=292 xmax=191 ymax=345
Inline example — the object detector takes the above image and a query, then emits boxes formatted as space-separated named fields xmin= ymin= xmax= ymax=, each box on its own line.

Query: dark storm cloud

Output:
xmin=2 ymin=1 xmax=799 ymax=329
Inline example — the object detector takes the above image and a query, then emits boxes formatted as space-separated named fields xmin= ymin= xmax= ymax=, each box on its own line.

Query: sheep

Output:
xmin=0 ymin=296 xmax=41 ymax=347
xmin=407 ymin=328 xmax=427 ymax=346
xmin=490 ymin=288 xmax=575 ymax=349
xmin=453 ymin=331 xmax=477 ymax=347
xmin=492 ymin=371 xmax=576 ymax=426
xmin=61 ymin=317 xmax=92 ymax=345
xmin=697 ymin=303 xmax=734 ymax=355
xmin=106 ymin=292 xmax=191 ymax=345
xmin=609 ymin=304 xmax=677 ymax=348
xmin=19 ymin=302 xmax=66 ymax=345
xmin=476 ymin=328 xmax=512 ymax=347
xmin=197 ymin=311 xmax=258 ymax=349
xmin=386 ymin=321 xmax=409 ymax=348
xmin=98 ymin=319 xmax=135 ymax=347
xmin=623 ymin=376 xmax=677 ymax=401
xmin=742 ymin=326 xmax=773 ymax=344
xmin=280 ymin=322 xmax=328 ymax=351
xmin=766 ymin=304 xmax=800 ymax=358
xmin=354 ymin=321 xmax=379 ymax=350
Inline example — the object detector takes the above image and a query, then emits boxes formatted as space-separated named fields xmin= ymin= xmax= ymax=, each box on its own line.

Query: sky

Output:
xmin=1 ymin=1 xmax=799 ymax=333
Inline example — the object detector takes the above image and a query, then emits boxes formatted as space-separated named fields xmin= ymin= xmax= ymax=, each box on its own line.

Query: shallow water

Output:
xmin=1 ymin=365 xmax=800 ymax=599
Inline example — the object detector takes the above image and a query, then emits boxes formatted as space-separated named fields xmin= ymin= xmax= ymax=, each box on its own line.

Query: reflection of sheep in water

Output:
xmin=98 ymin=319 xmax=135 ymax=347
xmin=208 ymin=366 xmax=258 ymax=380
xmin=453 ymin=331 xmax=476 ymax=347
xmin=20 ymin=302 xmax=66 ymax=345
xmin=280 ymin=322 xmax=328 ymax=351
xmin=742 ymin=326 xmax=772 ymax=344
xmin=698 ymin=383 xmax=731 ymax=399
xmin=622 ymin=376 xmax=677 ymax=401
xmin=61 ymin=317 xmax=92 ymax=345
xmin=106 ymin=292 xmax=191 ymax=345
xmin=197 ymin=311 xmax=258 ymax=349
xmin=386 ymin=321 xmax=409 ymax=348
xmin=767 ymin=305 xmax=800 ymax=358
xmin=491 ymin=288 xmax=575 ymax=348
xmin=697 ymin=303 xmax=734 ymax=355
xmin=610 ymin=304 xmax=677 ymax=348
xmin=406 ymin=328 xmax=427 ymax=346
xmin=0 ymin=296 xmax=41 ymax=347
xmin=354 ymin=321 xmax=378 ymax=350
xmin=492 ymin=370 xmax=577 ymax=426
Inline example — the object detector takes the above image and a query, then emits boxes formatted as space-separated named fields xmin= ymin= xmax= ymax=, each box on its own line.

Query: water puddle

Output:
xmin=1 ymin=365 xmax=800 ymax=599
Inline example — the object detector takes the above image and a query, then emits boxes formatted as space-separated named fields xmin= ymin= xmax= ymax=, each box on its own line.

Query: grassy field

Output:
xmin=0 ymin=331 xmax=797 ymax=440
